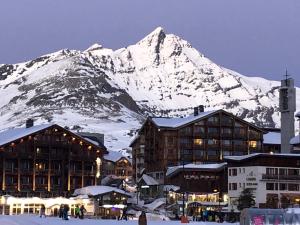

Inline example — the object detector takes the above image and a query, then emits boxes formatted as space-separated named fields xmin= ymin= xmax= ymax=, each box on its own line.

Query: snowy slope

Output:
xmin=0 ymin=27 xmax=299 ymax=151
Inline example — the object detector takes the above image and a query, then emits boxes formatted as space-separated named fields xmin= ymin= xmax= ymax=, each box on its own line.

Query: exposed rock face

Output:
xmin=0 ymin=27 xmax=299 ymax=150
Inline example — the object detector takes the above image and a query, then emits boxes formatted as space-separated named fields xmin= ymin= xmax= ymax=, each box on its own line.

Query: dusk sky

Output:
xmin=0 ymin=0 xmax=299 ymax=86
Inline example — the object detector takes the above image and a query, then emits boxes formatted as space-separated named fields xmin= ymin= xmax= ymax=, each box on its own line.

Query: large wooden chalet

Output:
xmin=131 ymin=106 xmax=265 ymax=183
xmin=0 ymin=120 xmax=107 ymax=197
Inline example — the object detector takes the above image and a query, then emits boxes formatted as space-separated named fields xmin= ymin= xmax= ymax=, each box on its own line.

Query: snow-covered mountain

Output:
xmin=0 ymin=27 xmax=299 ymax=151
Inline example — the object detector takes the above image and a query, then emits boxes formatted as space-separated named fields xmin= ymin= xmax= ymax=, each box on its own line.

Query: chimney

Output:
xmin=194 ymin=107 xmax=199 ymax=116
xmin=26 ymin=119 xmax=34 ymax=128
xmin=199 ymin=105 xmax=204 ymax=113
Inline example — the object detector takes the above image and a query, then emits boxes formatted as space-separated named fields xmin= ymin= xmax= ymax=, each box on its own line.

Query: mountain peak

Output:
xmin=137 ymin=27 xmax=166 ymax=47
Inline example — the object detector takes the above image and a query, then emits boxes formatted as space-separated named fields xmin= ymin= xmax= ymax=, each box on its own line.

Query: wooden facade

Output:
xmin=131 ymin=109 xmax=265 ymax=182
xmin=103 ymin=157 xmax=132 ymax=179
xmin=165 ymin=165 xmax=228 ymax=194
xmin=0 ymin=124 xmax=106 ymax=197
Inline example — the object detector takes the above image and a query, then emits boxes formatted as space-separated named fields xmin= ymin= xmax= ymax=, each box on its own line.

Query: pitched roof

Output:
xmin=0 ymin=123 xmax=106 ymax=152
xmin=0 ymin=124 xmax=54 ymax=146
xmin=139 ymin=174 xmax=159 ymax=186
xmin=290 ymin=135 xmax=300 ymax=145
xmin=73 ymin=185 xmax=131 ymax=197
xmin=104 ymin=150 xmax=130 ymax=163
xmin=151 ymin=110 xmax=218 ymax=128
xmin=263 ymin=132 xmax=281 ymax=145
xmin=166 ymin=162 xmax=227 ymax=177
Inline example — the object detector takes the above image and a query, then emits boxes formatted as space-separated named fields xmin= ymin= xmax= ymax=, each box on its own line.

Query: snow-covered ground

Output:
xmin=0 ymin=215 xmax=239 ymax=225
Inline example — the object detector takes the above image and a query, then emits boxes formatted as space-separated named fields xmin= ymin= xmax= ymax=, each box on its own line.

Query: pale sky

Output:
xmin=0 ymin=0 xmax=299 ymax=86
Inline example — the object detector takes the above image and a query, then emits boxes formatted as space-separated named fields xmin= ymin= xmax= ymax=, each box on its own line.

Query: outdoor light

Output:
xmin=96 ymin=157 xmax=101 ymax=178
xmin=141 ymin=185 xmax=149 ymax=188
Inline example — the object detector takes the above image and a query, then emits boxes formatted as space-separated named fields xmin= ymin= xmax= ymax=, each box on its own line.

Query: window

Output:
xmin=249 ymin=141 xmax=257 ymax=148
xmin=180 ymin=138 xmax=192 ymax=145
xmin=6 ymin=176 xmax=16 ymax=185
xmin=207 ymin=150 xmax=217 ymax=156
xmin=222 ymin=128 xmax=232 ymax=135
xmin=231 ymin=183 xmax=237 ymax=190
xmin=194 ymin=139 xmax=203 ymax=145
xmin=266 ymin=183 xmax=275 ymax=190
xmin=234 ymin=127 xmax=246 ymax=137
xmin=288 ymin=183 xmax=299 ymax=191
xmin=223 ymin=151 xmax=231 ymax=156
xmin=208 ymin=139 xmax=219 ymax=146
xmin=221 ymin=115 xmax=233 ymax=125
xmin=229 ymin=169 xmax=232 ymax=176
xmin=279 ymin=183 xmax=287 ymax=191
xmin=279 ymin=168 xmax=287 ymax=175
xmin=232 ymin=169 xmax=237 ymax=176
xmin=222 ymin=140 xmax=231 ymax=146
xmin=208 ymin=127 xmax=219 ymax=134
xmin=267 ymin=168 xmax=278 ymax=175
xmin=21 ymin=176 xmax=31 ymax=185
xmin=207 ymin=116 xmax=219 ymax=123
xmin=194 ymin=126 xmax=205 ymax=134
xmin=179 ymin=127 xmax=192 ymax=135
xmin=166 ymin=137 xmax=175 ymax=145
xmin=195 ymin=121 xmax=205 ymax=125
xmin=194 ymin=150 xmax=205 ymax=157
xmin=288 ymin=169 xmax=299 ymax=175
xmin=35 ymin=162 xmax=47 ymax=171
xmin=36 ymin=177 xmax=46 ymax=185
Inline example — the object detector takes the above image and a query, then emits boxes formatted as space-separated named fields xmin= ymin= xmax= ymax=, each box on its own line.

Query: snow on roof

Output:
xmin=151 ymin=110 xmax=218 ymax=128
xmin=263 ymin=132 xmax=281 ymax=144
xmin=225 ymin=153 xmax=300 ymax=161
xmin=73 ymin=185 xmax=130 ymax=197
xmin=166 ymin=163 xmax=227 ymax=177
xmin=129 ymin=134 xmax=140 ymax=147
xmin=163 ymin=185 xmax=180 ymax=192
xmin=290 ymin=135 xmax=300 ymax=145
xmin=0 ymin=124 xmax=54 ymax=146
xmin=83 ymin=137 xmax=99 ymax=146
xmin=139 ymin=174 xmax=159 ymax=186
xmin=104 ymin=150 xmax=129 ymax=163
xmin=144 ymin=198 xmax=165 ymax=211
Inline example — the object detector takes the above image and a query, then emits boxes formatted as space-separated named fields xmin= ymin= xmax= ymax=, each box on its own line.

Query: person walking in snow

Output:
xmin=63 ymin=204 xmax=69 ymax=220
xmin=40 ymin=204 xmax=46 ymax=218
xmin=74 ymin=205 xmax=80 ymax=218
xmin=138 ymin=211 xmax=147 ymax=225
xmin=79 ymin=205 xmax=86 ymax=219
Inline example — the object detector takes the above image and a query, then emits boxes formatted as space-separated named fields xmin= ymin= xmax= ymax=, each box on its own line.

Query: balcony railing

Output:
xmin=262 ymin=174 xmax=300 ymax=181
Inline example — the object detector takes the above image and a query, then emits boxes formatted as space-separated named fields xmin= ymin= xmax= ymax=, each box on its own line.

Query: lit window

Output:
xmin=194 ymin=139 xmax=203 ymax=145
xmin=249 ymin=141 xmax=257 ymax=148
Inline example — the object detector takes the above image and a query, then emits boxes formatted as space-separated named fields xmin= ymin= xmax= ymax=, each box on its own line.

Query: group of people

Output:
xmin=59 ymin=204 xmax=70 ymax=220
xmin=40 ymin=204 xmax=86 ymax=220
xmin=192 ymin=209 xmax=224 ymax=222
xmin=74 ymin=205 xmax=86 ymax=219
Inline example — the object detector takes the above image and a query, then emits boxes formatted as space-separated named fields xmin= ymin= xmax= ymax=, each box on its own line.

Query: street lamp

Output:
xmin=213 ymin=189 xmax=221 ymax=211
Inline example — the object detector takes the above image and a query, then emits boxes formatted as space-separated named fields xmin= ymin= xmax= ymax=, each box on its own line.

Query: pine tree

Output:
xmin=237 ymin=188 xmax=255 ymax=211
